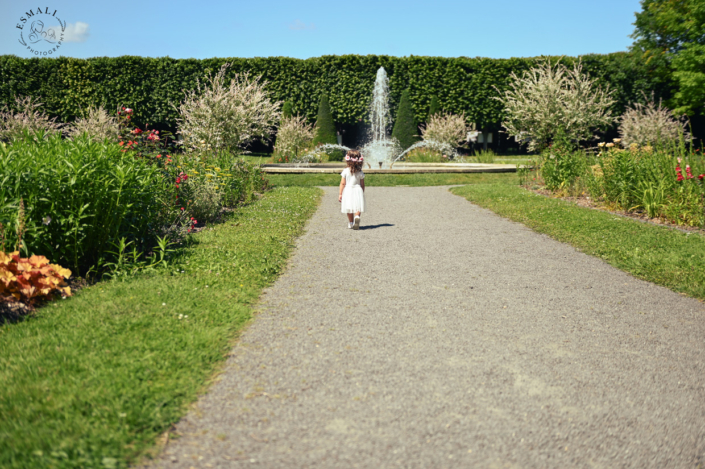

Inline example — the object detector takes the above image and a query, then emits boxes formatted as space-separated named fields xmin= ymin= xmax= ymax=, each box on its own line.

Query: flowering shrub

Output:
xmin=0 ymin=96 xmax=62 ymax=142
xmin=273 ymin=115 xmax=315 ymax=160
xmin=175 ymin=63 xmax=281 ymax=154
xmin=0 ymin=251 xmax=71 ymax=305
xmin=618 ymin=97 xmax=691 ymax=147
xmin=496 ymin=60 xmax=614 ymax=151
xmin=420 ymin=113 xmax=472 ymax=148
xmin=66 ymin=106 xmax=119 ymax=142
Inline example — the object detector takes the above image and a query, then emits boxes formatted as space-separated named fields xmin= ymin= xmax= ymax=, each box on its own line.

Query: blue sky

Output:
xmin=0 ymin=0 xmax=643 ymax=59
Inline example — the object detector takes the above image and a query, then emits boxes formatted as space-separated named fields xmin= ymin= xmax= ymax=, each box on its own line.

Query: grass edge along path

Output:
xmin=0 ymin=187 xmax=323 ymax=469
xmin=451 ymin=184 xmax=705 ymax=300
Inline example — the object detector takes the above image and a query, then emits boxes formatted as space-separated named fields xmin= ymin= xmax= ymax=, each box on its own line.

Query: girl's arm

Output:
xmin=338 ymin=177 xmax=345 ymax=202
xmin=361 ymin=179 xmax=365 ymax=192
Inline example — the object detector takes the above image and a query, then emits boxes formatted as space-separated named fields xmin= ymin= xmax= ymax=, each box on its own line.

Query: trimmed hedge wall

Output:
xmin=0 ymin=54 xmax=672 ymax=131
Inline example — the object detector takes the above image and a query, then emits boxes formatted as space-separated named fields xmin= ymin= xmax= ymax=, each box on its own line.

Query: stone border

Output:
xmin=261 ymin=163 xmax=518 ymax=174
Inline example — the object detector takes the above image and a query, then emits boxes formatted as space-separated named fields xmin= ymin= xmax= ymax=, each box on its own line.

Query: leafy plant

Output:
xmin=0 ymin=134 xmax=175 ymax=276
xmin=175 ymin=63 xmax=281 ymax=154
xmin=0 ymin=251 xmax=71 ymax=305
xmin=475 ymin=149 xmax=496 ymax=164
xmin=496 ymin=59 xmax=615 ymax=151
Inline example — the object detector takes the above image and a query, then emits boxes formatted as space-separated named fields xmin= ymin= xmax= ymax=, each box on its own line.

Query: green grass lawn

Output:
xmin=268 ymin=172 xmax=519 ymax=187
xmin=0 ymin=187 xmax=322 ymax=469
xmin=451 ymin=184 xmax=705 ymax=300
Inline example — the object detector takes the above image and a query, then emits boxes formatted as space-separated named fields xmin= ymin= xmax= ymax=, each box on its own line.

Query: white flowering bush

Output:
xmin=496 ymin=60 xmax=615 ymax=151
xmin=176 ymin=63 xmax=281 ymax=153
xmin=274 ymin=115 xmax=315 ymax=159
xmin=421 ymin=113 xmax=473 ymax=148
xmin=618 ymin=97 xmax=691 ymax=147
xmin=66 ymin=106 xmax=119 ymax=142
xmin=0 ymin=96 xmax=62 ymax=141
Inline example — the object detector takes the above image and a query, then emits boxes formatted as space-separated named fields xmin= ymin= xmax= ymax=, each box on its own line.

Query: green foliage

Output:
xmin=451 ymin=183 xmax=705 ymax=300
xmin=631 ymin=0 xmax=705 ymax=55
xmin=0 ymin=134 xmax=268 ymax=277
xmin=0 ymin=54 xmax=671 ymax=131
xmin=391 ymin=90 xmax=419 ymax=150
xmin=630 ymin=0 xmax=705 ymax=115
xmin=0 ymin=187 xmax=322 ymax=469
xmin=281 ymin=100 xmax=294 ymax=119
xmin=427 ymin=95 xmax=441 ymax=120
xmin=540 ymin=147 xmax=590 ymax=192
xmin=312 ymin=94 xmax=336 ymax=146
xmin=671 ymin=43 xmax=705 ymax=115
xmin=0 ymin=133 xmax=172 ymax=276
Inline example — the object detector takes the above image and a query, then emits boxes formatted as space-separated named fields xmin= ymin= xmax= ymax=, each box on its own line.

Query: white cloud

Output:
xmin=289 ymin=19 xmax=315 ymax=31
xmin=63 ymin=22 xmax=89 ymax=43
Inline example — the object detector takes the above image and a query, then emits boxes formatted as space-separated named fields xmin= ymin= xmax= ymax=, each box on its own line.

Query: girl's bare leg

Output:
xmin=355 ymin=212 xmax=361 ymax=218
xmin=347 ymin=213 xmax=354 ymax=222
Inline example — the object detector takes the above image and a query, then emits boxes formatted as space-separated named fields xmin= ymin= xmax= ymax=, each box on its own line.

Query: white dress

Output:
xmin=340 ymin=167 xmax=365 ymax=214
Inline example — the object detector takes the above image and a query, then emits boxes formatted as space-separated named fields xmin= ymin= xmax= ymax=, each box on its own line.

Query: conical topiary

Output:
xmin=427 ymin=95 xmax=440 ymax=120
xmin=312 ymin=94 xmax=337 ymax=146
xmin=392 ymin=90 xmax=419 ymax=150
xmin=281 ymin=100 xmax=294 ymax=119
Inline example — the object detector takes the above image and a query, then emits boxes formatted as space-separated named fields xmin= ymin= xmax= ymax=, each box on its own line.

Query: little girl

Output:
xmin=338 ymin=150 xmax=365 ymax=230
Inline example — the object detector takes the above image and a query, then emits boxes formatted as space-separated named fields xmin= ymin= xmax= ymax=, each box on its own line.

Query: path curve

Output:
xmin=148 ymin=186 xmax=705 ymax=468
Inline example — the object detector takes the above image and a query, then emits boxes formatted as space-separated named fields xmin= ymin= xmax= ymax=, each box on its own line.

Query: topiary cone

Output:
xmin=392 ymin=90 xmax=420 ymax=150
xmin=312 ymin=94 xmax=337 ymax=146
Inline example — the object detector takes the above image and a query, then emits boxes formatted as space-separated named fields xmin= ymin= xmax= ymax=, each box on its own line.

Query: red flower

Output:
xmin=119 ymin=141 xmax=124 ymax=146
xmin=677 ymin=173 xmax=684 ymax=182
xmin=156 ymin=154 xmax=161 ymax=158
xmin=175 ymin=184 xmax=180 ymax=189
xmin=122 ymin=107 xmax=126 ymax=111
xmin=193 ymin=219 xmax=197 ymax=224
xmin=699 ymin=174 xmax=704 ymax=180
xmin=181 ymin=207 xmax=185 ymax=211
xmin=176 ymin=177 xmax=181 ymax=184
xmin=134 ymin=128 xmax=142 ymax=135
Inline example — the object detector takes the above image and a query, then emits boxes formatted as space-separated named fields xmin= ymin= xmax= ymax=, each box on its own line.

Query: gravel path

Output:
xmin=148 ymin=186 xmax=705 ymax=468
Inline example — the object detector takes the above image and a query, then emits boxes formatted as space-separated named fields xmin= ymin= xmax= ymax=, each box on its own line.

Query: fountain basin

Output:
xmin=261 ymin=163 xmax=518 ymax=174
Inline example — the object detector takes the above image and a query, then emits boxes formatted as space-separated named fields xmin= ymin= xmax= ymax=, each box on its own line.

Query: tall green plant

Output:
xmin=427 ymin=95 xmax=441 ymax=121
xmin=392 ymin=90 xmax=419 ymax=150
xmin=0 ymin=133 xmax=173 ymax=275
xmin=281 ymin=100 xmax=294 ymax=119
xmin=312 ymin=94 xmax=336 ymax=146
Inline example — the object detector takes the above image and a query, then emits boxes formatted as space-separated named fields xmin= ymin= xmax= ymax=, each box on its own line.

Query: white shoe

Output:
xmin=348 ymin=222 xmax=353 ymax=229
xmin=353 ymin=216 xmax=360 ymax=230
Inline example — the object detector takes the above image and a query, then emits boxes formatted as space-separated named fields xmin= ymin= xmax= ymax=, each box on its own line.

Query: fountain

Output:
xmin=360 ymin=67 xmax=399 ymax=169
xmin=261 ymin=66 xmax=518 ymax=175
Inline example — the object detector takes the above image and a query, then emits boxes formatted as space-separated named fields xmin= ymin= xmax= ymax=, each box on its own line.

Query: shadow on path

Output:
xmin=360 ymin=223 xmax=394 ymax=230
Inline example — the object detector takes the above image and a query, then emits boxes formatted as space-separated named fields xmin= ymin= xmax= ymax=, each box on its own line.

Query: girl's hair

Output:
xmin=346 ymin=150 xmax=363 ymax=174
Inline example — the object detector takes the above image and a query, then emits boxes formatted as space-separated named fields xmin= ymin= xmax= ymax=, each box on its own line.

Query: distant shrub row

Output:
xmin=0 ymin=53 xmax=671 ymax=130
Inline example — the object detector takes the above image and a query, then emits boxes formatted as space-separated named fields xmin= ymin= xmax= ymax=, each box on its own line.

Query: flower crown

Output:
xmin=345 ymin=155 xmax=364 ymax=162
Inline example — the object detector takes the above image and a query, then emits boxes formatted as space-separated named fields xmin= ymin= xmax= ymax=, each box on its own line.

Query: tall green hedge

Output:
xmin=0 ymin=54 xmax=672 ymax=131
